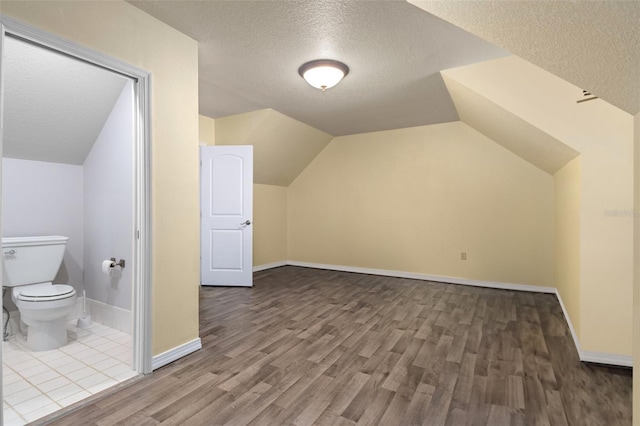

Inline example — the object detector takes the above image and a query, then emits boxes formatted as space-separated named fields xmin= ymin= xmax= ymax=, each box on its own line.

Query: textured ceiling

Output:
xmin=4 ymin=36 xmax=128 ymax=165
xmin=128 ymin=0 xmax=509 ymax=136
xmin=410 ymin=0 xmax=640 ymax=115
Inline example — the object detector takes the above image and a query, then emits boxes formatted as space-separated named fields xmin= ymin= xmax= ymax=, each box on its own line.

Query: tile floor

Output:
xmin=2 ymin=321 xmax=138 ymax=425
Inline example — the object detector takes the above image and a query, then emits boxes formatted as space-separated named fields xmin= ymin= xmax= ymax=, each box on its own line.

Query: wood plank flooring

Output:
xmin=41 ymin=266 xmax=632 ymax=425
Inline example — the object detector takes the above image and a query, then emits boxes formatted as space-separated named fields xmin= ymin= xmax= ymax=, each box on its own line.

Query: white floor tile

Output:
xmin=59 ymin=343 xmax=87 ymax=355
xmin=37 ymin=376 xmax=72 ymax=393
xmin=113 ymin=370 xmax=139 ymax=382
xmin=82 ymin=352 xmax=110 ymax=365
xmin=13 ymin=394 xmax=55 ymax=416
xmin=23 ymin=402 xmax=61 ymax=422
xmin=4 ymin=386 xmax=42 ymax=407
xmin=57 ymin=389 xmax=91 ymax=407
xmin=86 ymin=378 xmax=118 ymax=395
xmin=4 ymin=417 xmax=27 ymax=426
xmin=3 ymin=322 xmax=133 ymax=421
xmin=66 ymin=367 xmax=98 ymax=382
xmin=11 ymin=358 xmax=43 ymax=372
xmin=37 ymin=350 xmax=69 ymax=364
xmin=17 ymin=362 xmax=50 ymax=379
xmin=103 ymin=363 xmax=133 ymax=378
xmin=94 ymin=340 xmax=120 ymax=353
xmin=92 ymin=357 xmax=121 ymax=372
xmin=47 ymin=383 xmax=83 ymax=403
xmin=54 ymin=361 xmax=85 ymax=375
xmin=105 ymin=345 xmax=130 ymax=358
xmin=114 ymin=351 xmax=132 ymax=364
xmin=3 ymin=371 xmax=23 ymax=386
xmin=44 ymin=355 xmax=78 ymax=369
xmin=71 ymin=347 xmax=102 ymax=360
xmin=3 ymin=406 xmax=21 ymax=421
xmin=27 ymin=369 xmax=62 ymax=386
xmin=4 ymin=379 xmax=32 ymax=396
xmin=76 ymin=372 xmax=110 ymax=389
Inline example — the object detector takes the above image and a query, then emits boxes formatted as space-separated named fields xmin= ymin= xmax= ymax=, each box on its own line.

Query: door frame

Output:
xmin=0 ymin=15 xmax=153 ymax=377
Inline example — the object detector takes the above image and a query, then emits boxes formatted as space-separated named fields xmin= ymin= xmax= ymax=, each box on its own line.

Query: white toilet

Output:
xmin=2 ymin=235 xmax=77 ymax=351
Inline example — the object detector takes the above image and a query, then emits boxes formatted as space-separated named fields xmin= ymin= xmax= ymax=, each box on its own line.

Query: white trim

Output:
xmin=253 ymin=261 xmax=287 ymax=272
xmin=152 ymin=338 xmax=202 ymax=370
xmin=580 ymin=350 xmax=633 ymax=368
xmin=554 ymin=289 xmax=582 ymax=361
xmin=84 ymin=298 xmax=132 ymax=334
xmin=287 ymin=261 xmax=556 ymax=294
xmin=1 ymin=16 xmax=153 ymax=375
xmin=554 ymin=289 xmax=632 ymax=367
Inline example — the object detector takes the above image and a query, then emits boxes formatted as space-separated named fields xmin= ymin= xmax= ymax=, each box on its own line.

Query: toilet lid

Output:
xmin=17 ymin=283 xmax=76 ymax=301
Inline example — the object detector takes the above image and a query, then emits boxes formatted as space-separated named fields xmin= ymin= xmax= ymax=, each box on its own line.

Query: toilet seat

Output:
xmin=14 ymin=283 xmax=76 ymax=302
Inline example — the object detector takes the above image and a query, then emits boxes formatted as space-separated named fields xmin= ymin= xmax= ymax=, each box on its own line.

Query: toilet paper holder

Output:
xmin=110 ymin=257 xmax=125 ymax=268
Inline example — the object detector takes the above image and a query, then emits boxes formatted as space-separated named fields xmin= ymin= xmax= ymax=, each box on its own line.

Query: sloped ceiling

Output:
xmin=441 ymin=56 xmax=632 ymax=174
xmin=410 ymin=0 xmax=640 ymax=115
xmin=128 ymin=0 xmax=509 ymax=136
xmin=4 ymin=35 xmax=128 ymax=165
xmin=215 ymin=109 xmax=333 ymax=186
xmin=443 ymin=74 xmax=579 ymax=175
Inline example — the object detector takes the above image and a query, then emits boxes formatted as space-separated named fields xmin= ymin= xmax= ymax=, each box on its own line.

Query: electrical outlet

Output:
xmin=461 ymin=252 xmax=467 ymax=261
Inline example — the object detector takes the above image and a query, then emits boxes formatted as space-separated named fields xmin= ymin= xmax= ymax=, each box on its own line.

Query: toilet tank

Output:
xmin=2 ymin=236 xmax=69 ymax=287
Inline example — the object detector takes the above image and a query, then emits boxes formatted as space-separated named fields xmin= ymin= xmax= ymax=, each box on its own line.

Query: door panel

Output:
xmin=200 ymin=146 xmax=253 ymax=286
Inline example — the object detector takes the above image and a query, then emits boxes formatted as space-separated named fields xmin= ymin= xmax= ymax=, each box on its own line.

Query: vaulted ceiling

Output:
xmin=128 ymin=0 xmax=509 ymax=136
xmin=410 ymin=0 xmax=640 ymax=116
xmin=131 ymin=0 xmax=637 ymax=184
xmin=4 ymin=0 xmax=637 ymax=182
xmin=3 ymin=35 xmax=128 ymax=165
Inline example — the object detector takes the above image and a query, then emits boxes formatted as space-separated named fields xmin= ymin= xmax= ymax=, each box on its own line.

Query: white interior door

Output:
xmin=200 ymin=145 xmax=253 ymax=286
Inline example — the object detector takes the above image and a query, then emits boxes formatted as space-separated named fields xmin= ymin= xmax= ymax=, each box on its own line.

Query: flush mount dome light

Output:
xmin=298 ymin=59 xmax=349 ymax=91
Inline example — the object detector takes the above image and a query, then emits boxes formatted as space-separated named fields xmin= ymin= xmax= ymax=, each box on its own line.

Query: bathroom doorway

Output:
xmin=0 ymin=17 xmax=151 ymax=425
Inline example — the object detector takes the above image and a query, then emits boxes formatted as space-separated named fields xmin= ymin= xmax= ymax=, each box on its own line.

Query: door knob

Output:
xmin=241 ymin=220 xmax=251 ymax=226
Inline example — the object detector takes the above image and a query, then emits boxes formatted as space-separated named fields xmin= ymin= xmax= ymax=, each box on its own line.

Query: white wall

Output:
xmin=83 ymin=81 xmax=133 ymax=310
xmin=2 ymin=157 xmax=84 ymax=293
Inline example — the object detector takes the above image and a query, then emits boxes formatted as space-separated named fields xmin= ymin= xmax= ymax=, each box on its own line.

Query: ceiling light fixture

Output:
xmin=298 ymin=59 xmax=349 ymax=91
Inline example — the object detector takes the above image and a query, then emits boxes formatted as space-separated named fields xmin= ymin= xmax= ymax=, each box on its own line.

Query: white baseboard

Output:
xmin=84 ymin=298 xmax=132 ymax=334
xmin=152 ymin=337 xmax=202 ymax=370
xmin=281 ymin=260 xmax=632 ymax=368
xmin=6 ymin=298 xmax=132 ymax=336
xmin=554 ymin=289 xmax=582 ymax=359
xmin=287 ymin=260 xmax=557 ymax=294
xmin=253 ymin=261 xmax=287 ymax=272
xmin=580 ymin=350 xmax=633 ymax=367
xmin=554 ymin=290 xmax=632 ymax=367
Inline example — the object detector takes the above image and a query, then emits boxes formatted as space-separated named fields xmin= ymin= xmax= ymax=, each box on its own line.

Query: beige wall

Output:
xmin=577 ymin=109 xmax=634 ymax=355
xmin=633 ymin=112 xmax=640 ymax=423
xmin=199 ymin=115 xmax=216 ymax=146
xmin=200 ymin=115 xmax=289 ymax=267
xmin=254 ymin=184 xmax=288 ymax=266
xmin=3 ymin=1 xmax=201 ymax=356
xmin=288 ymin=122 xmax=555 ymax=287
xmin=215 ymin=109 xmax=333 ymax=186
xmin=554 ymin=157 xmax=581 ymax=340
xmin=444 ymin=56 xmax=634 ymax=357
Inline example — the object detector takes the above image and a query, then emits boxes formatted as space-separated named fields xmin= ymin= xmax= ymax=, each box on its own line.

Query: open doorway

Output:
xmin=1 ymin=17 xmax=151 ymax=425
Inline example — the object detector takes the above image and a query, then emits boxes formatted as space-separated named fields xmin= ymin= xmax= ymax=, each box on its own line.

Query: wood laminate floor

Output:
xmin=41 ymin=266 xmax=631 ymax=425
